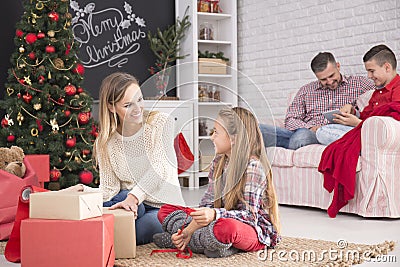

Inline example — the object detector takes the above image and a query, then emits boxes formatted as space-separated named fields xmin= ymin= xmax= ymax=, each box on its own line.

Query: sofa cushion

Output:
xmin=293 ymin=144 xmax=326 ymax=167
xmin=266 ymin=147 xmax=294 ymax=167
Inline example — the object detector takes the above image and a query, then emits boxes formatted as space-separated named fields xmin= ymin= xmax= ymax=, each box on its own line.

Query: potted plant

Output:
xmin=147 ymin=8 xmax=191 ymax=98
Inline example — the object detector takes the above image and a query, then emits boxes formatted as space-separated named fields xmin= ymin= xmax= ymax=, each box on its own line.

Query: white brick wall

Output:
xmin=237 ymin=0 xmax=400 ymax=124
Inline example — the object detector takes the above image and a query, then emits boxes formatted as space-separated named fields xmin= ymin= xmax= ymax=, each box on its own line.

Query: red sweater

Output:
xmin=318 ymin=102 xmax=400 ymax=218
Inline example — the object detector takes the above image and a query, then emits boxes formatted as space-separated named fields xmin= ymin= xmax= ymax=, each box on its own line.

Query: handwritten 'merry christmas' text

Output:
xmin=70 ymin=1 xmax=146 ymax=68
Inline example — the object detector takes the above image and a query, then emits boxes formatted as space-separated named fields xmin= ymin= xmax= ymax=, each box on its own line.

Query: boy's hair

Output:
xmin=310 ymin=52 xmax=337 ymax=73
xmin=363 ymin=44 xmax=397 ymax=69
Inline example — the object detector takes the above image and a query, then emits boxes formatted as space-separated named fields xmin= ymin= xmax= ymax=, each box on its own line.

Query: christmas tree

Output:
xmin=0 ymin=0 xmax=99 ymax=189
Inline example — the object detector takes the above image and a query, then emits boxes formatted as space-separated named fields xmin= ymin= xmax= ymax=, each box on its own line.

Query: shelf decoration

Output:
xmin=147 ymin=7 xmax=191 ymax=98
xmin=198 ymin=51 xmax=229 ymax=74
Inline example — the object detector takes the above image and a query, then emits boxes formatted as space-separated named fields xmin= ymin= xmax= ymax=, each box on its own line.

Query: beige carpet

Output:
xmin=0 ymin=237 xmax=395 ymax=266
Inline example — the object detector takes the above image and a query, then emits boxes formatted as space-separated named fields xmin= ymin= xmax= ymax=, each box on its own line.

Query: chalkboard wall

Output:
xmin=1 ymin=0 xmax=175 ymax=101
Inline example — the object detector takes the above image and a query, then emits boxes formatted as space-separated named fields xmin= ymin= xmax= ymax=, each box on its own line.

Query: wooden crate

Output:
xmin=198 ymin=58 xmax=228 ymax=74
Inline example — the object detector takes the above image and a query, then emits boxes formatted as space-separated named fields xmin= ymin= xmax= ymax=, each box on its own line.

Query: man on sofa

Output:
xmin=316 ymin=44 xmax=400 ymax=145
xmin=259 ymin=52 xmax=375 ymax=150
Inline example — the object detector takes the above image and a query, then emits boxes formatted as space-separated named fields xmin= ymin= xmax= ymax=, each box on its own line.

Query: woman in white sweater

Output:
xmin=72 ymin=72 xmax=185 ymax=244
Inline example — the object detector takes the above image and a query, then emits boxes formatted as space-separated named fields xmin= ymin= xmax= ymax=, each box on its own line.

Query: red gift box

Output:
xmin=21 ymin=214 xmax=115 ymax=267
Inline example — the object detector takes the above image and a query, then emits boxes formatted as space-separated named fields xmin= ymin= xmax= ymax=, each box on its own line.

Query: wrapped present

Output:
xmin=21 ymin=214 xmax=115 ymax=267
xmin=29 ymin=191 xmax=102 ymax=220
xmin=103 ymin=208 xmax=136 ymax=258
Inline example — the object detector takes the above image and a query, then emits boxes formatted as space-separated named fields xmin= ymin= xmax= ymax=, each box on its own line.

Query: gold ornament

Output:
xmin=75 ymin=156 xmax=81 ymax=163
xmin=65 ymin=151 xmax=71 ymax=157
xmin=18 ymin=63 xmax=26 ymax=69
xmin=65 ymin=13 xmax=72 ymax=19
xmin=19 ymin=46 xmax=25 ymax=53
xmin=36 ymin=2 xmax=44 ymax=10
xmin=24 ymin=76 xmax=32 ymax=86
xmin=33 ymin=103 xmax=42 ymax=110
xmin=17 ymin=112 xmax=24 ymax=125
xmin=6 ymin=88 xmax=14 ymax=96
xmin=47 ymin=30 xmax=55 ymax=38
xmin=48 ymin=71 xmax=52 ymax=79
xmin=65 ymin=21 xmax=71 ymax=28
xmin=31 ymin=128 xmax=39 ymax=137
xmin=54 ymin=58 xmax=65 ymax=69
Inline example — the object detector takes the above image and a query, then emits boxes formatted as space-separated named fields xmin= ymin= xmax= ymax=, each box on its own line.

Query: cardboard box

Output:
xmin=103 ymin=208 xmax=136 ymax=258
xmin=21 ymin=214 xmax=115 ymax=267
xmin=198 ymin=58 xmax=228 ymax=74
xmin=29 ymin=191 xmax=102 ymax=220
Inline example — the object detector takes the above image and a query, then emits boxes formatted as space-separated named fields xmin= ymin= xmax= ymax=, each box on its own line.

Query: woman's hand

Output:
xmin=172 ymin=228 xmax=193 ymax=251
xmin=109 ymin=193 xmax=138 ymax=216
xmin=333 ymin=112 xmax=362 ymax=127
xmin=190 ymin=207 xmax=216 ymax=226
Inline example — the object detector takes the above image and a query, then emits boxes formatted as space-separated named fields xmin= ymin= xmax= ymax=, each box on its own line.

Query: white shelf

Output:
xmin=198 ymin=40 xmax=231 ymax=45
xmin=198 ymin=12 xmax=232 ymax=21
xmin=176 ymin=0 xmax=237 ymax=189
xmin=198 ymin=73 xmax=232 ymax=78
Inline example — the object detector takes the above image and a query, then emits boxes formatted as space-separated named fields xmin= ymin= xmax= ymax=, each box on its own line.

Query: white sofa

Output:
xmin=267 ymin=91 xmax=400 ymax=217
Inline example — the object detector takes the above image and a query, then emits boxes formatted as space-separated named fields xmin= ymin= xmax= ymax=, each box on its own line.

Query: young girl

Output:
xmin=67 ymin=72 xmax=185 ymax=245
xmin=154 ymin=107 xmax=281 ymax=257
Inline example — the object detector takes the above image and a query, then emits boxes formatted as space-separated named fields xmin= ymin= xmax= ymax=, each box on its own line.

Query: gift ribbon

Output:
xmin=5 ymin=185 xmax=49 ymax=263
xmin=150 ymin=206 xmax=196 ymax=259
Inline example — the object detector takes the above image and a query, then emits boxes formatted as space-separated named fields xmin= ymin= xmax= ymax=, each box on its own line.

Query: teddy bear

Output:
xmin=0 ymin=146 xmax=26 ymax=178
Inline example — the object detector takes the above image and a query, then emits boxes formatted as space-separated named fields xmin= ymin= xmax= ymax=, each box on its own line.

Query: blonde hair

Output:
xmin=213 ymin=107 xmax=280 ymax=233
xmin=93 ymin=72 xmax=157 ymax=169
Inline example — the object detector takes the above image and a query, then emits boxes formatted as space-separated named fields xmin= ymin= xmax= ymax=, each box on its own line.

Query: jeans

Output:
xmin=103 ymin=190 xmax=163 ymax=245
xmin=316 ymin=124 xmax=354 ymax=145
xmin=259 ymin=124 xmax=319 ymax=150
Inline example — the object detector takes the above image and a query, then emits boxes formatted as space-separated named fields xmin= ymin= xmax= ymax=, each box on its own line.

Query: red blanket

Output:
xmin=318 ymin=102 xmax=400 ymax=218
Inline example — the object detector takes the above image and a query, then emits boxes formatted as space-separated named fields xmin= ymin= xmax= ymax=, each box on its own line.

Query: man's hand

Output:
xmin=333 ymin=112 xmax=361 ymax=127
xmin=340 ymin=104 xmax=355 ymax=114
xmin=189 ymin=207 xmax=216 ymax=226
xmin=109 ymin=193 xmax=138 ymax=216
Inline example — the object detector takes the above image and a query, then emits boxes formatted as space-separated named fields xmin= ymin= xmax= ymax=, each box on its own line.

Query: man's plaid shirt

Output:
xmin=284 ymin=75 xmax=375 ymax=130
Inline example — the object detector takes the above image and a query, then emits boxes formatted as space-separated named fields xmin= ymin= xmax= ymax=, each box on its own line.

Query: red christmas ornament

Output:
xmin=64 ymin=84 xmax=77 ymax=96
xmin=90 ymin=124 xmax=98 ymax=138
xmin=23 ymin=93 xmax=33 ymax=104
xmin=28 ymin=52 xmax=36 ymax=60
xmin=19 ymin=79 xmax=25 ymax=85
xmin=78 ymin=112 xmax=90 ymax=124
xmin=36 ymin=119 xmax=44 ymax=132
xmin=76 ymin=87 xmax=84 ymax=94
xmin=65 ymin=43 xmax=71 ymax=55
xmin=66 ymin=136 xmax=76 ymax=148
xmin=72 ymin=63 xmax=85 ymax=75
xmin=37 ymin=32 xmax=45 ymax=39
xmin=17 ymin=93 xmax=21 ymax=98
xmin=48 ymin=11 xmax=59 ymax=22
xmin=82 ymin=149 xmax=91 ymax=156
xmin=25 ymin=33 xmax=37 ymax=44
xmin=38 ymin=75 xmax=45 ymax=84
xmin=58 ymin=98 xmax=65 ymax=104
xmin=1 ymin=118 xmax=8 ymax=128
xmin=79 ymin=170 xmax=94 ymax=184
xmin=16 ymin=29 xmax=24 ymax=38
xmin=45 ymin=45 xmax=56 ymax=53
xmin=7 ymin=135 xmax=16 ymax=143
xmin=64 ymin=110 xmax=71 ymax=117
xmin=50 ymin=168 xmax=62 ymax=182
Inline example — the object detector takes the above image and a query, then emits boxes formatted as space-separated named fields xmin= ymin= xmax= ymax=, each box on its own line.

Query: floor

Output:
xmin=1 ymin=187 xmax=399 ymax=266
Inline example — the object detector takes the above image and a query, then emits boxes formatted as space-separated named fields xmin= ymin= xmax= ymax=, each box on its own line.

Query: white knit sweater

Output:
xmin=84 ymin=112 xmax=185 ymax=208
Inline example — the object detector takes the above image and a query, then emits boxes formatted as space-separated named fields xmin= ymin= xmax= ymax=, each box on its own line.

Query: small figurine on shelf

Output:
xmin=197 ymin=0 xmax=210 ymax=12
xmin=209 ymin=0 xmax=221 ymax=13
